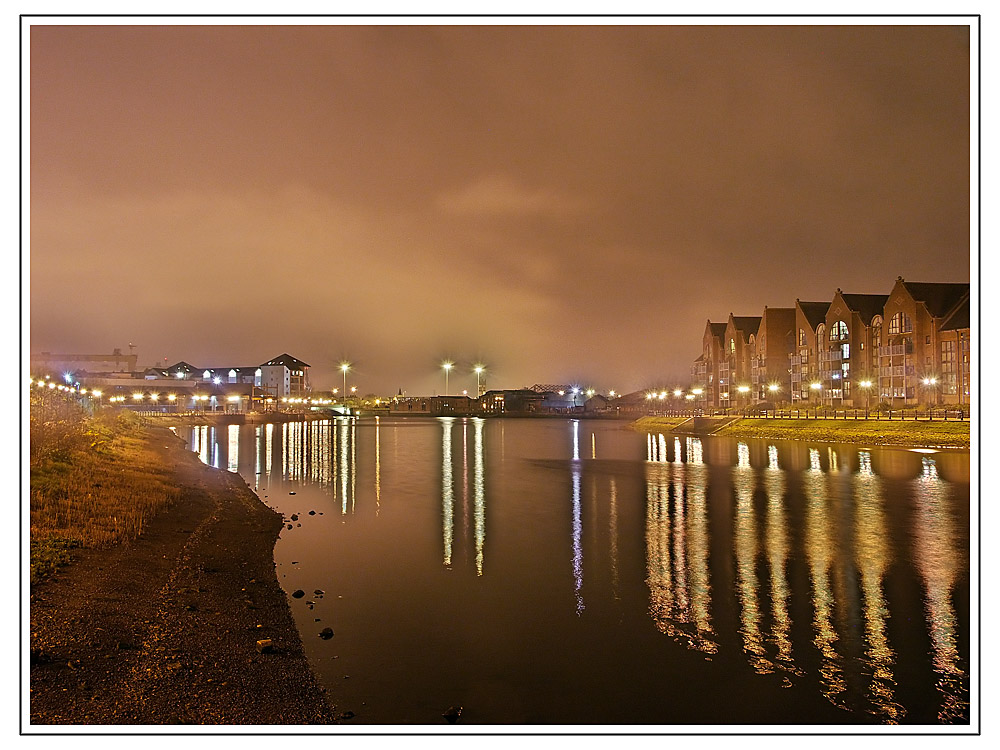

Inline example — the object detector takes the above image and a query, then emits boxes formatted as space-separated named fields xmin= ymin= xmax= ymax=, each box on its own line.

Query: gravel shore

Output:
xmin=29 ymin=427 xmax=336 ymax=726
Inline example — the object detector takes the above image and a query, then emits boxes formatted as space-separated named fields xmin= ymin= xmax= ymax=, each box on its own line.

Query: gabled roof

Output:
xmin=165 ymin=361 xmax=198 ymax=373
xmin=203 ymin=366 xmax=259 ymax=376
xmin=529 ymin=384 xmax=572 ymax=393
xmin=261 ymin=354 xmax=310 ymax=369
xmin=796 ymin=301 xmax=830 ymax=331
xmin=940 ymin=294 xmax=970 ymax=331
xmin=707 ymin=321 xmax=727 ymax=339
xmin=839 ymin=293 xmax=889 ymax=325
xmin=900 ymin=280 xmax=970 ymax=318
xmin=730 ymin=316 xmax=762 ymax=339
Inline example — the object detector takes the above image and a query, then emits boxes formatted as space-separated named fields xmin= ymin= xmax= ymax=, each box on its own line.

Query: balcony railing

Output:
xmin=880 ymin=344 xmax=913 ymax=356
xmin=820 ymin=350 xmax=843 ymax=362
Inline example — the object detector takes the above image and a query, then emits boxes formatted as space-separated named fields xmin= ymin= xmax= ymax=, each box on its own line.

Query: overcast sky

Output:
xmin=28 ymin=22 xmax=971 ymax=394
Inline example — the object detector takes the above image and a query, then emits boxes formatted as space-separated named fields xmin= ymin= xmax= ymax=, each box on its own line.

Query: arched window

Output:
xmin=872 ymin=315 xmax=883 ymax=350
xmin=888 ymin=311 xmax=912 ymax=335
xmin=829 ymin=320 xmax=849 ymax=341
xmin=816 ymin=323 xmax=825 ymax=344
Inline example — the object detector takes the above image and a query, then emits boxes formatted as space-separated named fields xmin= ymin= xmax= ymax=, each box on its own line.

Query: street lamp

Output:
xmin=737 ymin=384 xmax=750 ymax=414
xmin=474 ymin=364 xmax=485 ymax=397
xmin=442 ymin=361 xmax=454 ymax=395
xmin=340 ymin=363 xmax=350 ymax=403
xmin=810 ymin=382 xmax=822 ymax=418
xmin=859 ymin=379 xmax=872 ymax=417
xmin=922 ymin=376 xmax=938 ymax=408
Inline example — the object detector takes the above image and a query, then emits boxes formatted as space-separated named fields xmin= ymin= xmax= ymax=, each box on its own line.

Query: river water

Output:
xmin=175 ymin=416 xmax=971 ymax=727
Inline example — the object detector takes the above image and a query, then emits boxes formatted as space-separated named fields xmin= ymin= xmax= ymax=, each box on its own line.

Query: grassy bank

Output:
xmin=30 ymin=395 xmax=181 ymax=583
xmin=630 ymin=415 xmax=970 ymax=449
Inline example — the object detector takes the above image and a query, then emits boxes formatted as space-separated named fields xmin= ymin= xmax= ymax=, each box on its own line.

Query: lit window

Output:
xmin=830 ymin=320 xmax=849 ymax=341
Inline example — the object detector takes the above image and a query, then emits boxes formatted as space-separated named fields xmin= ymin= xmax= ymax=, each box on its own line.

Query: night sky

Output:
xmin=28 ymin=22 xmax=971 ymax=395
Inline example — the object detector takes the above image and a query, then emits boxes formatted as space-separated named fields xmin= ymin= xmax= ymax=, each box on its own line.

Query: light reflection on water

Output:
xmin=178 ymin=418 xmax=970 ymax=725
xmin=913 ymin=457 xmax=968 ymax=723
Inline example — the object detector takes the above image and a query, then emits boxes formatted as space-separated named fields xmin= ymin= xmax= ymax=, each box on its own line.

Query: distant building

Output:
xmin=693 ymin=276 xmax=971 ymax=410
xmin=259 ymin=353 xmax=311 ymax=398
xmin=722 ymin=314 xmax=762 ymax=408
xmin=880 ymin=278 xmax=970 ymax=406
xmin=692 ymin=321 xmax=727 ymax=409
xmin=752 ymin=307 xmax=795 ymax=402
xmin=819 ymin=289 xmax=888 ymax=407
xmin=789 ymin=300 xmax=831 ymax=404
xmin=481 ymin=389 xmax=547 ymax=415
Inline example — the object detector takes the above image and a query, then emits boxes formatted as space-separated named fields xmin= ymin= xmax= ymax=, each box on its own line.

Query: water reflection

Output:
xmin=572 ymin=420 xmax=584 ymax=614
xmin=441 ymin=417 xmax=454 ymax=566
xmin=439 ymin=417 xmax=489 ymax=575
xmin=854 ymin=451 xmax=903 ymax=723
xmin=645 ymin=435 xmax=716 ymax=655
xmin=179 ymin=421 xmax=969 ymax=726
xmin=803 ymin=448 xmax=848 ymax=708
xmin=913 ymin=457 xmax=968 ymax=722
xmin=764 ymin=445 xmax=796 ymax=677
xmin=733 ymin=443 xmax=770 ymax=673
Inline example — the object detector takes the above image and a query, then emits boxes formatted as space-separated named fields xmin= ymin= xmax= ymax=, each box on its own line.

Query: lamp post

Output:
xmin=340 ymin=363 xmax=350 ymax=405
xmin=922 ymin=377 xmax=938 ymax=408
xmin=859 ymin=379 xmax=872 ymax=418
xmin=443 ymin=361 xmax=453 ymax=395
xmin=737 ymin=384 xmax=750 ymax=415
xmin=767 ymin=382 xmax=780 ymax=414
xmin=810 ymin=381 xmax=822 ymax=418
xmin=474 ymin=365 xmax=484 ymax=397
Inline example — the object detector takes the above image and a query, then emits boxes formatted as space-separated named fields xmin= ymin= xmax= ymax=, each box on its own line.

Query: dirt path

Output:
xmin=29 ymin=427 xmax=336 ymax=726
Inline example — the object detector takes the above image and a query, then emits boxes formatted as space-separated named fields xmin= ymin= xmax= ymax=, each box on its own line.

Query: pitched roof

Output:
xmin=165 ymin=361 xmax=198 ymax=373
xmin=202 ymin=366 xmax=259 ymax=376
xmin=708 ymin=322 xmax=727 ymax=339
xmin=261 ymin=353 xmax=310 ymax=369
xmin=939 ymin=294 xmax=970 ymax=331
xmin=839 ymin=293 xmax=889 ymax=325
xmin=731 ymin=316 xmax=762 ymax=339
xmin=900 ymin=281 xmax=971 ymax=318
xmin=796 ymin=301 xmax=830 ymax=330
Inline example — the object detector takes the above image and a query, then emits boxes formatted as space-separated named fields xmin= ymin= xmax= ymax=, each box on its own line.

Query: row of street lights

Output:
xmin=439 ymin=361 xmax=487 ymax=396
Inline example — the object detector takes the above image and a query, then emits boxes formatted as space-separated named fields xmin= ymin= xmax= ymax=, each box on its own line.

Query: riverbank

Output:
xmin=29 ymin=413 xmax=336 ymax=725
xmin=630 ymin=415 xmax=971 ymax=449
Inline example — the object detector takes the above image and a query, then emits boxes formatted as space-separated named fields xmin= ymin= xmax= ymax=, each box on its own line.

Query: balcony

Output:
xmin=820 ymin=350 xmax=842 ymax=362
xmin=880 ymin=343 xmax=913 ymax=357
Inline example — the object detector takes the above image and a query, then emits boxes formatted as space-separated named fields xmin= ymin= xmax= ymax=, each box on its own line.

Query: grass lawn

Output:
xmin=631 ymin=415 xmax=969 ymax=449
xmin=30 ymin=396 xmax=181 ymax=583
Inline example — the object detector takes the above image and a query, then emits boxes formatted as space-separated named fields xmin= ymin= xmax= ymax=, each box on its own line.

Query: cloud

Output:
xmin=434 ymin=174 xmax=584 ymax=219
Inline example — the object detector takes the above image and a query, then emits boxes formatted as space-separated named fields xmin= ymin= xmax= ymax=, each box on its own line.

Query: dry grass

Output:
xmin=30 ymin=393 xmax=181 ymax=583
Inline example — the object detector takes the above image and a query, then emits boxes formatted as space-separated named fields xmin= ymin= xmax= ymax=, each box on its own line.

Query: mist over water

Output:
xmin=178 ymin=417 xmax=970 ymax=726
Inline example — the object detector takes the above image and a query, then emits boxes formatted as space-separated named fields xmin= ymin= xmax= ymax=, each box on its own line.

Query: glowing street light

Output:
xmin=858 ymin=379 xmax=873 ymax=416
xmin=474 ymin=364 xmax=485 ymax=397
xmin=442 ymin=361 xmax=454 ymax=395
xmin=922 ymin=376 xmax=939 ymax=407
xmin=340 ymin=362 xmax=351 ymax=402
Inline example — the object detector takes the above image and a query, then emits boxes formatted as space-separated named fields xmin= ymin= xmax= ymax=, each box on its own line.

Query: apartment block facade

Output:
xmin=692 ymin=277 xmax=971 ymax=409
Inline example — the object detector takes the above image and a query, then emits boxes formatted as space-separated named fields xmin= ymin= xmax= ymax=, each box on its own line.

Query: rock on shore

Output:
xmin=29 ymin=427 xmax=335 ymax=725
